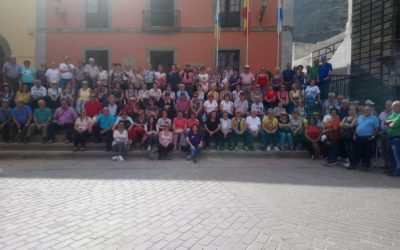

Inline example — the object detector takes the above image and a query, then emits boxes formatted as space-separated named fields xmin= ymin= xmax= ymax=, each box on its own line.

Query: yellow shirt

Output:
xmin=79 ymin=88 xmax=92 ymax=102
xmin=262 ymin=116 xmax=278 ymax=132
xmin=15 ymin=91 xmax=31 ymax=103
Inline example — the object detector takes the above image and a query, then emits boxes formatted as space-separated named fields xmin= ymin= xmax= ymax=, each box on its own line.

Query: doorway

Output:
xmin=150 ymin=50 xmax=174 ymax=71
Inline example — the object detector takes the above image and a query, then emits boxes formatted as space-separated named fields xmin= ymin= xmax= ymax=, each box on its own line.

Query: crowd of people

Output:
xmin=0 ymin=55 xmax=399 ymax=176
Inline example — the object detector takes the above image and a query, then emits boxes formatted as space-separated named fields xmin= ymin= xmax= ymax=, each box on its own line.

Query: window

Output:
xmin=85 ymin=50 xmax=109 ymax=70
xmin=150 ymin=51 xmax=174 ymax=71
xmin=218 ymin=50 xmax=240 ymax=72
xmin=150 ymin=0 xmax=174 ymax=26
xmin=86 ymin=0 xmax=109 ymax=28
xmin=219 ymin=0 xmax=241 ymax=28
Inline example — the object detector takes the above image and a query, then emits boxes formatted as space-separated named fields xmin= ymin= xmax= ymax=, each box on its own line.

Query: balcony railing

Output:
xmin=142 ymin=10 xmax=181 ymax=31
xmin=330 ymin=74 xmax=350 ymax=98
xmin=312 ymin=40 xmax=343 ymax=62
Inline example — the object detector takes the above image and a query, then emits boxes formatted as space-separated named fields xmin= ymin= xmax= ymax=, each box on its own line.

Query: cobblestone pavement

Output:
xmin=0 ymin=157 xmax=400 ymax=250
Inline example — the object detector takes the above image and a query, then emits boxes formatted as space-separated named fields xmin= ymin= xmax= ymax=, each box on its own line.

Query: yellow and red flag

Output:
xmin=242 ymin=0 xmax=251 ymax=36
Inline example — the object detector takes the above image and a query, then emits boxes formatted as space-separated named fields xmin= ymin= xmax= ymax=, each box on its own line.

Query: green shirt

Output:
xmin=34 ymin=107 xmax=52 ymax=124
xmin=310 ymin=66 xmax=319 ymax=81
xmin=387 ymin=112 xmax=400 ymax=138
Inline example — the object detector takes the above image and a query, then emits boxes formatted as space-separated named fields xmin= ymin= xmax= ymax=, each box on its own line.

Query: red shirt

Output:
xmin=324 ymin=117 xmax=341 ymax=141
xmin=263 ymin=90 xmax=277 ymax=102
xmin=257 ymin=74 xmax=269 ymax=88
xmin=187 ymin=118 xmax=200 ymax=128
xmin=173 ymin=117 xmax=187 ymax=130
xmin=84 ymin=101 xmax=102 ymax=118
xmin=306 ymin=125 xmax=321 ymax=142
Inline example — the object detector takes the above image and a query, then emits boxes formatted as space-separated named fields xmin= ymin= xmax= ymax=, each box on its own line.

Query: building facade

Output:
xmin=351 ymin=0 xmax=400 ymax=104
xmin=0 ymin=0 xmax=37 ymax=82
xmin=37 ymin=0 xmax=293 ymax=72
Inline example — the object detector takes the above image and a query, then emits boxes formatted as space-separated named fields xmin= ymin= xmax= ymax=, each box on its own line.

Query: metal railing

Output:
xmin=330 ymin=74 xmax=350 ymax=98
xmin=312 ymin=40 xmax=343 ymax=62
xmin=142 ymin=10 xmax=180 ymax=31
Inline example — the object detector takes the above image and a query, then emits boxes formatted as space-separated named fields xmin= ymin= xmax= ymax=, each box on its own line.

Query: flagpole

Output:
xmin=277 ymin=29 xmax=280 ymax=68
xmin=215 ymin=0 xmax=220 ymax=72
xmin=246 ymin=0 xmax=250 ymax=65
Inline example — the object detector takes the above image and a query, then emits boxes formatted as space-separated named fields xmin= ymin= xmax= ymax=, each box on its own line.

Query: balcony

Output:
xmin=142 ymin=10 xmax=181 ymax=32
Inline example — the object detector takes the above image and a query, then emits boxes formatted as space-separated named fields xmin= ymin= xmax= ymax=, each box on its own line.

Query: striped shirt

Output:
xmin=2 ymin=62 xmax=21 ymax=79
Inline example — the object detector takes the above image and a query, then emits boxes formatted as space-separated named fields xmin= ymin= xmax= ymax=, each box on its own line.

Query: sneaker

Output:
xmin=244 ymin=146 xmax=249 ymax=151
xmin=64 ymin=140 xmax=70 ymax=144
xmin=147 ymin=145 xmax=151 ymax=151
xmin=273 ymin=147 xmax=280 ymax=152
xmin=48 ymin=140 xmax=54 ymax=144
xmin=326 ymin=161 xmax=337 ymax=165
xmin=343 ymin=162 xmax=350 ymax=168
xmin=234 ymin=146 xmax=239 ymax=151
xmin=193 ymin=158 xmax=197 ymax=163
xmin=112 ymin=156 xmax=119 ymax=161
xmin=118 ymin=156 xmax=124 ymax=161
xmin=80 ymin=147 xmax=85 ymax=152
xmin=266 ymin=146 xmax=272 ymax=152
xmin=186 ymin=155 xmax=191 ymax=161
xmin=73 ymin=147 xmax=78 ymax=152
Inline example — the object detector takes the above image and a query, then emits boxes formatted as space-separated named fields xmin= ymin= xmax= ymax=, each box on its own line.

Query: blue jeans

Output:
xmin=60 ymin=78 xmax=73 ymax=91
xmin=389 ymin=137 xmax=400 ymax=173
xmin=261 ymin=130 xmax=278 ymax=147
xmin=319 ymin=80 xmax=330 ymax=101
xmin=279 ymin=132 xmax=293 ymax=147
xmin=188 ymin=146 xmax=201 ymax=160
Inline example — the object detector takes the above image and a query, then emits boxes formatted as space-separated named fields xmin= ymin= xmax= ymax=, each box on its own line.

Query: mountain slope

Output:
xmin=293 ymin=0 xmax=348 ymax=43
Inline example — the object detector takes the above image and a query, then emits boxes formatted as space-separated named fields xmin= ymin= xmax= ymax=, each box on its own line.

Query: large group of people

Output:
xmin=0 ymin=54 xmax=399 ymax=176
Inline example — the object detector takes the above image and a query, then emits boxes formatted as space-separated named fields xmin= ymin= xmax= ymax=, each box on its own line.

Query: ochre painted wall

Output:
xmin=0 ymin=0 xmax=36 ymax=67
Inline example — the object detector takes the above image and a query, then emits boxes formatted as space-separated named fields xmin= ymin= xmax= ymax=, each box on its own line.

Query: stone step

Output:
xmin=0 ymin=144 xmax=309 ymax=159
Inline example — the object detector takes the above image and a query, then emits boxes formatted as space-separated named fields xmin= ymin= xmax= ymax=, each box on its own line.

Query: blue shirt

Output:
xmin=96 ymin=114 xmax=116 ymax=130
xmin=356 ymin=115 xmax=379 ymax=137
xmin=318 ymin=63 xmax=333 ymax=81
xmin=20 ymin=67 xmax=35 ymax=83
xmin=11 ymin=105 xmax=32 ymax=125
xmin=282 ymin=69 xmax=296 ymax=82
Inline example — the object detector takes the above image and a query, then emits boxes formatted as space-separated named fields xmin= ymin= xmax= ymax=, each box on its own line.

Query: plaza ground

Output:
xmin=0 ymin=157 xmax=399 ymax=250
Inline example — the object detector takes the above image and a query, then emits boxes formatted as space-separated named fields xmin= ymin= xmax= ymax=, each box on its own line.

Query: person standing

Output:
xmin=379 ymin=100 xmax=393 ymax=169
xmin=45 ymin=62 xmax=61 ymax=86
xmin=318 ymin=56 xmax=333 ymax=101
xmin=347 ymin=106 xmax=379 ymax=171
xmin=84 ymin=58 xmax=99 ymax=89
xmin=282 ymin=63 xmax=295 ymax=87
xmin=240 ymin=65 xmax=255 ymax=101
xmin=59 ymin=56 xmax=75 ymax=91
xmin=19 ymin=60 xmax=35 ymax=90
xmin=385 ymin=101 xmax=400 ymax=176
xmin=2 ymin=55 xmax=21 ymax=93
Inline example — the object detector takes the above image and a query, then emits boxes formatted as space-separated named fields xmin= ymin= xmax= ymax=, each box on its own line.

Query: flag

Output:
xmin=242 ymin=0 xmax=251 ymax=36
xmin=276 ymin=0 xmax=283 ymax=34
xmin=214 ymin=0 xmax=221 ymax=40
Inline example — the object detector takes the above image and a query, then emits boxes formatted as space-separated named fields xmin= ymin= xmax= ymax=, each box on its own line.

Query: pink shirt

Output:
xmin=240 ymin=72 xmax=255 ymax=86
xmin=173 ymin=117 xmax=187 ymax=130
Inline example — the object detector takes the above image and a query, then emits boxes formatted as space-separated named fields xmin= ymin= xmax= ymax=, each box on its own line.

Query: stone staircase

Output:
xmin=0 ymin=133 xmax=309 ymax=160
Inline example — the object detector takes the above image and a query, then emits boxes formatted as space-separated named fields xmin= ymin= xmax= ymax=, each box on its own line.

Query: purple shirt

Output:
xmin=54 ymin=106 xmax=77 ymax=125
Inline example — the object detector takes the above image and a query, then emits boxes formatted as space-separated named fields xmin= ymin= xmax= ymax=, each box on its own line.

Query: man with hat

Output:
xmin=11 ymin=98 xmax=32 ymax=143
xmin=240 ymin=65 xmax=255 ymax=101
xmin=318 ymin=55 xmax=333 ymax=101
xmin=0 ymin=99 xmax=12 ymax=142
xmin=234 ymin=91 xmax=249 ymax=116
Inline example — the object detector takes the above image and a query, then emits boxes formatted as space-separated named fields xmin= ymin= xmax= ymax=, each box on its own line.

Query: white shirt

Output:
xmin=45 ymin=68 xmax=61 ymax=83
xmin=220 ymin=100 xmax=234 ymax=114
xmin=113 ymin=129 xmax=129 ymax=144
xmin=203 ymin=100 xmax=218 ymax=114
xmin=59 ymin=63 xmax=75 ymax=79
xmin=246 ymin=116 xmax=261 ymax=132
xmin=31 ymin=86 xmax=47 ymax=98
